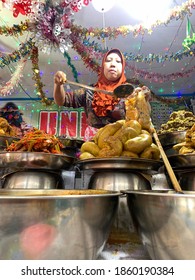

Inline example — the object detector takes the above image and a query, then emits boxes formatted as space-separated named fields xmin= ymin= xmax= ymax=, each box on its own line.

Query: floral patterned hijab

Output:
xmin=0 ymin=102 xmax=23 ymax=127
xmin=92 ymin=48 xmax=127 ymax=117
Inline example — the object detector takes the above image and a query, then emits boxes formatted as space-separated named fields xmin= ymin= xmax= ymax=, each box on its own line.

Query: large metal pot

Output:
xmin=1 ymin=170 xmax=64 ymax=189
xmin=124 ymin=189 xmax=195 ymax=259
xmin=0 ymin=189 xmax=120 ymax=260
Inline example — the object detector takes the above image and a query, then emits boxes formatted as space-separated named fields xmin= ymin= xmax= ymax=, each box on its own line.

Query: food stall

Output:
xmin=1 ymin=0 xmax=195 ymax=262
xmin=1 ymin=96 xmax=195 ymax=260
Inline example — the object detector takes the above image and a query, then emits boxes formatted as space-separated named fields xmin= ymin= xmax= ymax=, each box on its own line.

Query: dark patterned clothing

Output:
xmin=63 ymin=88 xmax=126 ymax=128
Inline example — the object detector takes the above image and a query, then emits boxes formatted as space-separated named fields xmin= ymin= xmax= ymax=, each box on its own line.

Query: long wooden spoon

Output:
xmin=65 ymin=80 xmax=135 ymax=98
xmin=153 ymin=129 xmax=183 ymax=193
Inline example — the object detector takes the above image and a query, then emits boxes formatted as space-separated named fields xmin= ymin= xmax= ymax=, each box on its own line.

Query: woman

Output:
xmin=0 ymin=102 xmax=34 ymax=137
xmin=53 ymin=48 xmax=150 ymax=139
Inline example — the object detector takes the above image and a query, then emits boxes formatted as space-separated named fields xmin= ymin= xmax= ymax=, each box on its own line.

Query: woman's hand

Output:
xmin=54 ymin=71 xmax=67 ymax=85
xmin=53 ymin=71 xmax=67 ymax=106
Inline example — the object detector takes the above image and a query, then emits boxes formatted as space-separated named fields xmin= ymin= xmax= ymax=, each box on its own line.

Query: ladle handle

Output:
xmin=153 ymin=129 xmax=183 ymax=193
xmin=66 ymin=80 xmax=113 ymax=95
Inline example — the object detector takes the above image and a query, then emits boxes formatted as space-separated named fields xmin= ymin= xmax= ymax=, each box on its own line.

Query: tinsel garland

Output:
xmin=30 ymin=46 xmax=53 ymax=106
xmin=0 ymin=38 xmax=34 ymax=68
xmin=71 ymin=36 xmax=195 ymax=83
xmin=0 ymin=56 xmax=28 ymax=96
xmin=1 ymin=0 xmax=194 ymax=105
xmin=70 ymin=33 xmax=101 ymax=73
xmin=1 ymin=34 xmax=195 ymax=69
xmin=82 ymin=37 xmax=195 ymax=63
xmin=63 ymin=51 xmax=79 ymax=82
xmin=70 ymin=0 xmax=195 ymax=38
xmin=0 ymin=20 xmax=29 ymax=36
xmin=1 ymin=0 xmax=195 ymax=45
xmin=70 ymin=38 xmax=194 ymax=105
xmin=125 ymin=63 xmax=195 ymax=83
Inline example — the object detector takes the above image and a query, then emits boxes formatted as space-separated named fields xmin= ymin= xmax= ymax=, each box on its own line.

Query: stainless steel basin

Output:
xmin=124 ymin=189 xmax=195 ymax=259
xmin=0 ymin=189 xmax=120 ymax=259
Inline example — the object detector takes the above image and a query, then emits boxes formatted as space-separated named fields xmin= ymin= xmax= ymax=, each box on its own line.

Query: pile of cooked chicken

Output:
xmin=158 ymin=110 xmax=195 ymax=134
xmin=0 ymin=117 xmax=16 ymax=137
xmin=173 ymin=124 xmax=195 ymax=154
xmin=79 ymin=89 xmax=160 ymax=160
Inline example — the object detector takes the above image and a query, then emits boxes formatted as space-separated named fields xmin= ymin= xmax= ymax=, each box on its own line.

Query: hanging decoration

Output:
xmin=71 ymin=0 xmax=195 ymax=38
xmin=1 ymin=0 xmax=195 ymax=39
xmin=27 ymin=0 xmax=91 ymax=54
xmin=29 ymin=1 xmax=73 ymax=54
xmin=0 ymin=38 xmax=34 ymax=68
xmin=71 ymin=36 xmax=195 ymax=83
xmin=63 ymin=51 xmax=79 ymax=82
xmin=125 ymin=63 xmax=195 ymax=83
xmin=182 ymin=16 xmax=195 ymax=49
xmin=0 ymin=0 xmax=195 ymax=105
xmin=30 ymin=46 xmax=53 ymax=106
xmin=12 ymin=0 xmax=32 ymax=17
xmin=0 ymin=20 xmax=30 ymax=36
xmin=82 ymin=37 xmax=195 ymax=63
xmin=1 ymin=0 xmax=32 ymax=17
xmin=0 ymin=56 xmax=28 ymax=96
xmin=70 ymin=32 xmax=101 ymax=73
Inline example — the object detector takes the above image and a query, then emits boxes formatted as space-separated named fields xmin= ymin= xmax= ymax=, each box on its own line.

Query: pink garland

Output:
xmin=125 ymin=63 xmax=195 ymax=83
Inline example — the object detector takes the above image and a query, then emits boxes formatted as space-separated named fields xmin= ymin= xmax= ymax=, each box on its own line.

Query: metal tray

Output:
xmin=76 ymin=157 xmax=163 ymax=173
xmin=0 ymin=152 xmax=75 ymax=170
xmin=168 ymin=154 xmax=195 ymax=169
xmin=158 ymin=131 xmax=186 ymax=147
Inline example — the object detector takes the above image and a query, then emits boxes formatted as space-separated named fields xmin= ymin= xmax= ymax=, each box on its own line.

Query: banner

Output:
xmin=38 ymin=108 xmax=90 ymax=139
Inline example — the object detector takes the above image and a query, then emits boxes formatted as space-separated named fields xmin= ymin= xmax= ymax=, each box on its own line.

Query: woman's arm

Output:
xmin=53 ymin=71 xmax=67 ymax=106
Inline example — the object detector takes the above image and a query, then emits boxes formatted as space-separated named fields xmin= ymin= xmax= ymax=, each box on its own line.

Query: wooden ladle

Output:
xmin=65 ymin=80 xmax=135 ymax=98
xmin=153 ymin=129 xmax=183 ymax=194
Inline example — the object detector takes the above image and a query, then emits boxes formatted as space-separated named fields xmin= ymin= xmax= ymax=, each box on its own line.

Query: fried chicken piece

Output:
xmin=98 ymin=136 xmax=123 ymax=158
xmin=125 ymin=90 xmax=152 ymax=132
xmin=179 ymin=146 xmax=194 ymax=154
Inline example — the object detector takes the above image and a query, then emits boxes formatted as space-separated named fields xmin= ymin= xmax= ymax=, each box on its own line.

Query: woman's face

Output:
xmin=103 ymin=52 xmax=123 ymax=81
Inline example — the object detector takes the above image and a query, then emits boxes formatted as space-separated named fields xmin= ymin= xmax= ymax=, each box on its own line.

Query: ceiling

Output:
xmin=0 ymin=0 xmax=195 ymax=103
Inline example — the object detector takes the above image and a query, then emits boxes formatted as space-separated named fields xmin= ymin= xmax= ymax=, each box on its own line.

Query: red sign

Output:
xmin=39 ymin=108 xmax=89 ymax=139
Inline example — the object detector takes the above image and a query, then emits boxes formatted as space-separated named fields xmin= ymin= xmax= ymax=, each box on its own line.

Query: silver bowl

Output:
xmin=158 ymin=131 xmax=186 ymax=156
xmin=0 ymin=152 xmax=75 ymax=170
xmin=89 ymin=171 xmax=151 ymax=244
xmin=0 ymin=189 xmax=120 ymax=260
xmin=89 ymin=171 xmax=151 ymax=191
xmin=1 ymin=170 xmax=64 ymax=189
xmin=168 ymin=154 xmax=195 ymax=169
xmin=158 ymin=131 xmax=186 ymax=146
xmin=123 ymin=189 xmax=195 ymax=259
